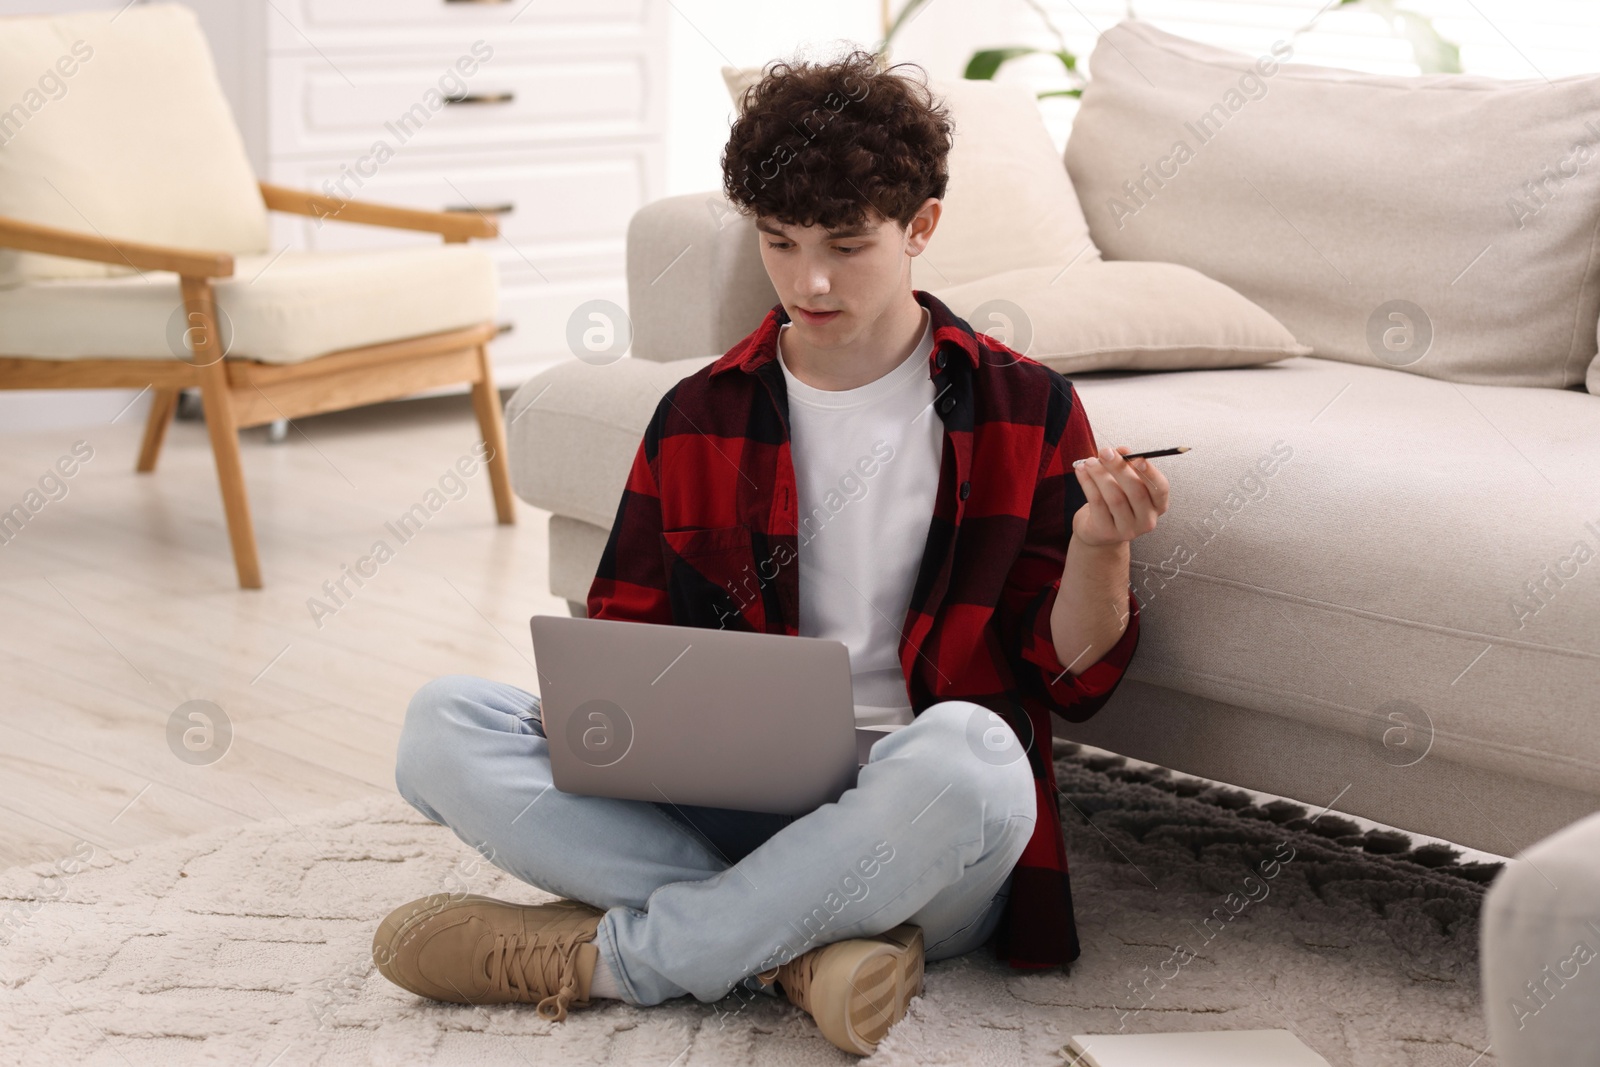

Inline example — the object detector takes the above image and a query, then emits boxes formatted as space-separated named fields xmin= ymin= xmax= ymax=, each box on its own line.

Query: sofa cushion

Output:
xmin=722 ymin=66 xmax=1099 ymax=290
xmin=0 ymin=4 xmax=269 ymax=287
xmin=932 ymin=261 xmax=1308 ymax=374
xmin=0 ymin=245 xmax=498 ymax=364
xmin=1065 ymin=19 xmax=1600 ymax=391
xmin=1075 ymin=356 xmax=1600 ymax=796
xmin=509 ymin=353 xmax=1600 ymax=797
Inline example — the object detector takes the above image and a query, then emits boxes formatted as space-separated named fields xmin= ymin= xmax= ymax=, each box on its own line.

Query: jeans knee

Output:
xmin=395 ymin=674 xmax=482 ymax=803
xmin=903 ymin=701 xmax=1037 ymax=825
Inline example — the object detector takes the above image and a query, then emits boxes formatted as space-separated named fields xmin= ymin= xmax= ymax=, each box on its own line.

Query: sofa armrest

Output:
xmin=626 ymin=192 xmax=779 ymax=363
xmin=505 ymin=354 xmax=720 ymax=526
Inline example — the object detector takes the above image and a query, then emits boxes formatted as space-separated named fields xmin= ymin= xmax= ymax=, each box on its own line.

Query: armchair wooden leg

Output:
xmin=136 ymin=387 xmax=180 ymax=473
xmin=197 ymin=362 xmax=262 ymax=589
xmin=184 ymin=276 xmax=262 ymax=589
xmin=470 ymin=343 xmax=515 ymax=525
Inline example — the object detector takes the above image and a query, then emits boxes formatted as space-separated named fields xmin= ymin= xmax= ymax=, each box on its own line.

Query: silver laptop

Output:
xmin=529 ymin=614 xmax=867 ymax=815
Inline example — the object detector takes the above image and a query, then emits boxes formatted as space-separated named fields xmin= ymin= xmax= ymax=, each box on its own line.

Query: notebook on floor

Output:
xmin=1065 ymin=1029 xmax=1332 ymax=1066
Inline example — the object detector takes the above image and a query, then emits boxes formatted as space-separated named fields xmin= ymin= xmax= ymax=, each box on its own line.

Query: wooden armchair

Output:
xmin=0 ymin=187 xmax=513 ymax=589
xmin=0 ymin=6 xmax=513 ymax=589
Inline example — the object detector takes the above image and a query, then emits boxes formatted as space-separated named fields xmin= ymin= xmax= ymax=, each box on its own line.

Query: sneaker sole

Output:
xmin=814 ymin=924 xmax=925 ymax=1055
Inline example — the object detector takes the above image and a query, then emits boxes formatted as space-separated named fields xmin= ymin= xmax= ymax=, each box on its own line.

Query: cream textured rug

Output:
xmin=0 ymin=744 xmax=1497 ymax=1066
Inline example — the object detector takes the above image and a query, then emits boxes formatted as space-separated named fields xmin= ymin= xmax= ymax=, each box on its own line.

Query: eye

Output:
xmin=765 ymin=240 xmax=791 ymax=250
xmin=835 ymin=245 xmax=860 ymax=255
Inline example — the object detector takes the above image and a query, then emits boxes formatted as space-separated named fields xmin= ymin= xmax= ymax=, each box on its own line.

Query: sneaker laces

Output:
xmin=484 ymin=930 xmax=591 ymax=1021
xmin=758 ymin=951 xmax=816 ymax=1011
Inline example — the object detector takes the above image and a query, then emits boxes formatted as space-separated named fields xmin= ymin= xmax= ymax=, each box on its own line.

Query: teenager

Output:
xmin=375 ymin=49 xmax=1169 ymax=1057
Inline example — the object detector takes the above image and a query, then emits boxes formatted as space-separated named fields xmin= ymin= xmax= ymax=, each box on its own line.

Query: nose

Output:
xmin=799 ymin=252 xmax=831 ymax=299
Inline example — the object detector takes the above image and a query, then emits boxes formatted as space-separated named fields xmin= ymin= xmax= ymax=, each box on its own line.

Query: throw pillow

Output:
xmin=937 ymin=260 xmax=1310 ymax=374
xmin=1065 ymin=19 xmax=1600 ymax=391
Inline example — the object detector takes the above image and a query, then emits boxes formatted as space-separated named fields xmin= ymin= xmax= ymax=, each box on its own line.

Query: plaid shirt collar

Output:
xmin=707 ymin=289 xmax=985 ymax=379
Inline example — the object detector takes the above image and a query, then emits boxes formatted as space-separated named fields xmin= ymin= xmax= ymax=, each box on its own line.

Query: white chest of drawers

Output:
xmin=189 ymin=0 xmax=667 ymax=392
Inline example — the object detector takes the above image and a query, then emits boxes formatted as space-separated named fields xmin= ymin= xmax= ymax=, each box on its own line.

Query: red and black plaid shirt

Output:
xmin=588 ymin=288 xmax=1141 ymax=968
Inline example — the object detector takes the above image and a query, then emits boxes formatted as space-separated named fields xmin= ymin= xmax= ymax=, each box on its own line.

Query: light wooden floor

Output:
xmin=0 ymin=392 xmax=566 ymax=871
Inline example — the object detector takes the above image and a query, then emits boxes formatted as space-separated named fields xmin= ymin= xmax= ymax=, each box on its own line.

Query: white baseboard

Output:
xmin=0 ymin=388 xmax=154 ymax=433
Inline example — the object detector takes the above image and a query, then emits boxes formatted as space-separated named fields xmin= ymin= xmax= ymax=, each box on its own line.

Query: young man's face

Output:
xmin=755 ymin=198 xmax=940 ymax=348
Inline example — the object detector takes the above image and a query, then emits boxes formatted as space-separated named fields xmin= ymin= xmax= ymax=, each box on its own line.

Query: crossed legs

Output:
xmin=394 ymin=674 xmax=1036 ymax=1005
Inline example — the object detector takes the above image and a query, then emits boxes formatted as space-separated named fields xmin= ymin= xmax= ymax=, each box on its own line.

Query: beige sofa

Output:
xmin=507 ymin=21 xmax=1600 ymax=856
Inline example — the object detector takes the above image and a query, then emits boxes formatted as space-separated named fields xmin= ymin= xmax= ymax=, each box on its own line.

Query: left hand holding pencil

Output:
xmin=1070 ymin=445 xmax=1173 ymax=549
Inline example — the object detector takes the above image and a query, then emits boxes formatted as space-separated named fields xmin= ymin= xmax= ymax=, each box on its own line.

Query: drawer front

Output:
xmin=490 ymin=276 xmax=631 ymax=380
xmin=267 ymin=0 xmax=655 ymax=52
xmin=269 ymin=47 xmax=661 ymax=157
xmin=266 ymin=147 xmax=656 ymax=282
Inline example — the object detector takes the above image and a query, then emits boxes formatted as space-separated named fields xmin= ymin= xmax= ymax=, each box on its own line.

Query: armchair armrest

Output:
xmin=0 ymin=214 xmax=233 ymax=278
xmin=259 ymin=182 xmax=498 ymax=241
xmin=625 ymin=192 xmax=778 ymax=362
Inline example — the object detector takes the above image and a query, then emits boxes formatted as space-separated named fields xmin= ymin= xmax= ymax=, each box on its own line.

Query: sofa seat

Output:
xmin=0 ymin=245 xmax=498 ymax=364
xmin=1067 ymin=357 xmax=1599 ymax=803
xmin=509 ymin=351 xmax=1600 ymax=848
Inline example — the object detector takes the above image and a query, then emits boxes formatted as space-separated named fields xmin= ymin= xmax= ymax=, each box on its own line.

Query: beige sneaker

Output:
xmin=758 ymin=924 xmax=925 ymax=1056
xmin=373 ymin=893 xmax=603 ymax=1021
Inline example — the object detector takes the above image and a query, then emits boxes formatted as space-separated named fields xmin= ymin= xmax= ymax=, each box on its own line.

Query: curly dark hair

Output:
xmin=720 ymin=48 xmax=954 ymax=232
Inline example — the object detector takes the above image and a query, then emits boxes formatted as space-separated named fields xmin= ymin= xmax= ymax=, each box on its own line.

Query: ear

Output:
xmin=904 ymin=198 xmax=941 ymax=256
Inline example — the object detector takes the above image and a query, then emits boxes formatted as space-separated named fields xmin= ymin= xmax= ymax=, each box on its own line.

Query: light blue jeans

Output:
xmin=395 ymin=675 xmax=1037 ymax=1006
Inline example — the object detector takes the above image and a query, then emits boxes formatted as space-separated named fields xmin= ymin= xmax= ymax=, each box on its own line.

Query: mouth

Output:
xmin=795 ymin=306 xmax=842 ymax=325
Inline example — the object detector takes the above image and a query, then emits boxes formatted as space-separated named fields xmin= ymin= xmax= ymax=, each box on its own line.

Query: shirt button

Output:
xmin=937 ymin=395 xmax=955 ymax=415
xmin=935 ymin=350 xmax=947 ymax=369
xmin=959 ymin=481 xmax=971 ymax=500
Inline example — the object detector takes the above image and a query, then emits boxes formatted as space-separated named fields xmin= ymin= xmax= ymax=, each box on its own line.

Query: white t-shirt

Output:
xmin=777 ymin=308 xmax=943 ymax=727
